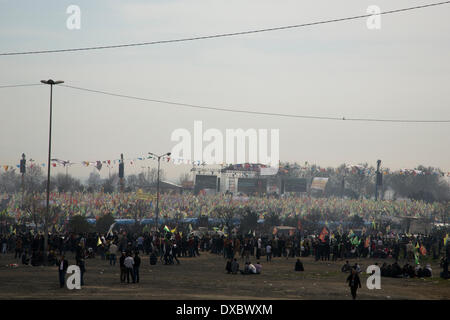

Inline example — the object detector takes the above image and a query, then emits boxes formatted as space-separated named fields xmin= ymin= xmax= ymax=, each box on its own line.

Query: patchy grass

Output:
xmin=0 ymin=253 xmax=448 ymax=300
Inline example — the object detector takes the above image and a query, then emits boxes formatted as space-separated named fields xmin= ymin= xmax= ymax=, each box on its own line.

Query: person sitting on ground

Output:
xmin=226 ymin=259 xmax=232 ymax=274
xmin=22 ymin=251 xmax=29 ymax=265
xmin=381 ymin=262 xmax=388 ymax=277
xmin=392 ymin=262 xmax=402 ymax=278
xmin=295 ymin=259 xmax=304 ymax=271
xmin=416 ymin=265 xmax=424 ymax=278
xmin=248 ymin=262 xmax=257 ymax=274
xmin=423 ymin=264 xmax=432 ymax=277
xmin=231 ymin=258 xmax=239 ymax=274
xmin=254 ymin=261 xmax=262 ymax=274
xmin=240 ymin=262 xmax=250 ymax=275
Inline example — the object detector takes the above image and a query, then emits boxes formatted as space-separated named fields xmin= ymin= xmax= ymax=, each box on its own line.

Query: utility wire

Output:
xmin=60 ymin=84 xmax=450 ymax=123
xmin=0 ymin=83 xmax=43 ymax=89
xmin=1 ymin=1 xmax=449 ymax=56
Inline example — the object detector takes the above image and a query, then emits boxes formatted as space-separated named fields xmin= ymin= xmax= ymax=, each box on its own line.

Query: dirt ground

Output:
xmin=0 ymin=252 xmax=448 ymax=300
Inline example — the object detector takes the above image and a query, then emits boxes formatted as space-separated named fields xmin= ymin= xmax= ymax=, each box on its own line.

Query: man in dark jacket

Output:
xmin=346 ymin=268 xmax=362 ymax=300
xmin=119 ymin=252 xmax=126 ymax=283
xmin=57 ymin=255 xmax=69 ymax=288
xmin=134 ymin=252 xmax=141 ymax=283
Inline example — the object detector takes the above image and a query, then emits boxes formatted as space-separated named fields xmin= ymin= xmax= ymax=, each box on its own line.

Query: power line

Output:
xmin=60 ymin=84 xmax=450 ymax=123
xmin=0 ymin=83 xmax=43 ymax=89
xmin=1 ymin=1 xmax=449 ymax=56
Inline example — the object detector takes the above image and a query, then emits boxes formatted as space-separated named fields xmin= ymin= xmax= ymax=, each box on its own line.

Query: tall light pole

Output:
xmin=375 ymin=159 xmax=382 ymax=201
xmin=20 ymin=153 xmax=26 ymax=208
xmin=41 ymin=79 xmax=64 ymax=264
xmin=149 ymin=152 xmax=171 ymax=231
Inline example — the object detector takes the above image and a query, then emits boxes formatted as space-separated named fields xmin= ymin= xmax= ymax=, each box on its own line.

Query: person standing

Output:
xmin=57 ymin=255 xmax=69 ymax=288
xmin=119 ymin=252 xmax=126 ymax=283
xmin=266 ymin=243 xmax=272 ymax=262
xmin=77 ymin=256 xmax=86 ymax=286
xmin=346 ymin=268 xmax=362 ymax=300
xmin=109 ymin=242 xmax=118 ymax=266
xmin=124 ymin=253 xmax=135 ymax=283
xmin=133 ymin=252 xmax=141 ymax=283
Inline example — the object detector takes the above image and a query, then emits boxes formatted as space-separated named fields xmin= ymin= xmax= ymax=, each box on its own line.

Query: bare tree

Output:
xmin=214 ymin=206 xmax=236 ymax=235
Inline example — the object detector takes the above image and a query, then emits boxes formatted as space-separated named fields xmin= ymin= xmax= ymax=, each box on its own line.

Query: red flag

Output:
xmin=319 ymin=227 xmax=328 ymax=242
xmin=420 ymin=245 xmax=427 ymax=256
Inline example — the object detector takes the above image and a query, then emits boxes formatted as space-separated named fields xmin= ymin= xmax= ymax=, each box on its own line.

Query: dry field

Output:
xmin=0 ymin=252 xmax=448 ymax=300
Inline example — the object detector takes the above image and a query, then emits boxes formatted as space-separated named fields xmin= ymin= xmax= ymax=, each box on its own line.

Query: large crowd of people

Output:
xmin=0 ymin=191 xmax=449 ymax=298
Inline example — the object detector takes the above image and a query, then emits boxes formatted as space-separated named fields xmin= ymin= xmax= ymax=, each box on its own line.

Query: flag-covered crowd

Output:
xmin=0 ymin=192 xmax=447 ymax=226
xmin=0 ymin=192 xmax=449 ymax=290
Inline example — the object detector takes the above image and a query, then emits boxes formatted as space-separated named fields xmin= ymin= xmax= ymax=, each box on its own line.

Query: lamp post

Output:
xmin=20 ymin=153 xmax=26 ymax=208
xmin=41 ymin=79 xmax=64 ymax=264
xmin=149 ymin=152 xmax=171 ymax=231
xmin=375 ymin=160 xmax=382 ymax=201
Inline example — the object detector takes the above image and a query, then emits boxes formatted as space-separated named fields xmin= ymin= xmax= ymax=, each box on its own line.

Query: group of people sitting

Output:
xmin=225 ymin=259 xmax=262 ymax=275
xmin=341 ymin=259 xmax=435 ymax=278
xmin=380 ymin=262 xmax=432 ymax=278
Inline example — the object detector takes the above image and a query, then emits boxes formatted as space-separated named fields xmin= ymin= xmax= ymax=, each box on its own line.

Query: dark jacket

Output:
xmin=346 ymin=273 xmax=361 ymax=288
xmin=57 ymin=259 xmax=69 ymax=272
xmin=119 ymin=255 xmax=126 ymax=268
xmin=134 ymin=256 xmax=141 ymax=268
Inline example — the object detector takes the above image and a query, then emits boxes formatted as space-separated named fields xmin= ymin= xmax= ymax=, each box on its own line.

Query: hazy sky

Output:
xmin=1 ymin=0 xmax=449 ymax=182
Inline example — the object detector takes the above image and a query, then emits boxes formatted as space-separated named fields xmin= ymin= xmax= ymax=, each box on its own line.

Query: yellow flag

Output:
xmin=171 ymin=227 xmax=177 ymax=233
xmin=97 ymin=237 xmax=102 ymax=246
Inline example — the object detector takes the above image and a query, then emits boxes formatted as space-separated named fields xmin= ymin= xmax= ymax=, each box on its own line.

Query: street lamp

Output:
xmin=149 ymin=152 xmax=171 ymax=231
xmin=41 ymin=79 xmax=64 ymax=263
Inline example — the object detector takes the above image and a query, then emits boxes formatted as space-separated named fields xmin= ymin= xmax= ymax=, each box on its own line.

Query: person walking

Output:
xmin=346 ymin=268 xmax=362 ymax=300
xmin=57 ymin=255 xmax=69 ymax=288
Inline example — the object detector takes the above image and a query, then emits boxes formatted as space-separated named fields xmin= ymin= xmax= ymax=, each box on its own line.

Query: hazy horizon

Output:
xmin=1 ymin=0 xmax=449 ymax=182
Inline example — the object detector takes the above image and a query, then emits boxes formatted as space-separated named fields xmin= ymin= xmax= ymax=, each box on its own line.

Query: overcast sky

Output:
xmin=0 ymin=0 xmax=449 ymax=182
